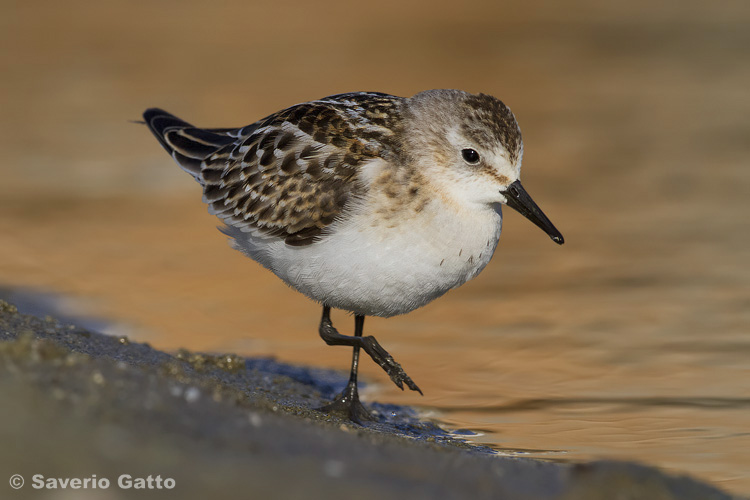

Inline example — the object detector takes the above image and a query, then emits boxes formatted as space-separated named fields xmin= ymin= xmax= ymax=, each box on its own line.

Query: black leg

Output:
xmin=317 ymin=306 xmax=422 ymax=423
xmin=318 ymin=310 xmax=373 ymax=422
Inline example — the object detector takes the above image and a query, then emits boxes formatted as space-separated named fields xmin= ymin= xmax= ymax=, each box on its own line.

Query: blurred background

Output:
xmin=1 ymin=0 xmax=749 ymax=495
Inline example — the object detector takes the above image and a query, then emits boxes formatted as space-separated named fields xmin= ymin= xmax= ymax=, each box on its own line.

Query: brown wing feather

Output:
xmin=144 ymin=93 xmax=405 ymax=246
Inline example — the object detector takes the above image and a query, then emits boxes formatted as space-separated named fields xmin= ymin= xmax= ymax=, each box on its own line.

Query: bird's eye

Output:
xmin=461 ymin=148 xmax=480 ymax=164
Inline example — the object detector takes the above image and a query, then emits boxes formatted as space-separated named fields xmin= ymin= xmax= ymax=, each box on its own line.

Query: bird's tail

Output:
xmin=142 ymin=108 xmax=236 ymax=181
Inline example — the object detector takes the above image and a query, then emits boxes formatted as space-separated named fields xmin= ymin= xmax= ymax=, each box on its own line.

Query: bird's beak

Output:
xmin=503 ymin=180 xmax=564 ymax=245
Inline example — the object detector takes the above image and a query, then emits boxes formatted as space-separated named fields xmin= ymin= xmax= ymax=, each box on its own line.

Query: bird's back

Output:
xmin=143 ymin=94 xmax=404 ymax=246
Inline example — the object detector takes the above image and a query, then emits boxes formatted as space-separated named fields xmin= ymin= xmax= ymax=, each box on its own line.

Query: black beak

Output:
xmin=503 ymin=180 xmax=564 ymax=245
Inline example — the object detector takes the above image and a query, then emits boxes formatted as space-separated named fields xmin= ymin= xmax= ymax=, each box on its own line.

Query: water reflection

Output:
xmin=439 ymin=397 xmax=750 ymax=413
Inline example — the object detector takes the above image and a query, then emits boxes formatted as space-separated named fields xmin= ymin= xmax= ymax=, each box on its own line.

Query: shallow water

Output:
xmin=2 ymin=0 xmax=749 ymax=495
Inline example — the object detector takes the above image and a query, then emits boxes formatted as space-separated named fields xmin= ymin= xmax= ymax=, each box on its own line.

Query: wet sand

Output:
xmin=0 ymin=301 xmax=740 ymax=500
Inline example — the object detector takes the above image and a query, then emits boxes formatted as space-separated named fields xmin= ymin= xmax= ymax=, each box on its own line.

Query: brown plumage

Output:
xmin=144 ymin=91 xmax=525 ymax=246
xmin=144 ymin=92 xmax=406 ymax=246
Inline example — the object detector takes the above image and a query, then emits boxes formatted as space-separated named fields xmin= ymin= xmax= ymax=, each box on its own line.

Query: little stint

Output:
xmin=144 ymin=89 xmax=564 ymax=422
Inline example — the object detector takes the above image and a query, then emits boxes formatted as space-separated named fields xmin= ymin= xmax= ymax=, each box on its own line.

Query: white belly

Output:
xmin=227 ymin=200 xmax=503 ymax=317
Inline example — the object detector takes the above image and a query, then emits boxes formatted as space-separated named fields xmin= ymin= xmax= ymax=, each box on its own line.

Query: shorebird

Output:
xmin=144 ymin=89 xmax=563 ymax=422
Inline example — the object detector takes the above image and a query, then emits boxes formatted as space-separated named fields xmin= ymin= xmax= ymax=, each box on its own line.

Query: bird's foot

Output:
xmin=317 ymin=381 xmax=376 ymax=425
xmin=360 ymin=335 xmax=423 ymax=395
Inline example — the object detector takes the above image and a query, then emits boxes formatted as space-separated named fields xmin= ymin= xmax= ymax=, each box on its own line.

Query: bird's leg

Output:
xmin=318 ymin=309 xmax=373 ymax=422
xmin=317 ymin=306 xmax=422 ymax=422
xmin=318 ymin=306 xmax=422 ymax=394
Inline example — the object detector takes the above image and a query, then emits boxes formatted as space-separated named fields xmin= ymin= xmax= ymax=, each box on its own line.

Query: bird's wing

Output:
xmin=143 ymin=93 xmax=403 ymax=246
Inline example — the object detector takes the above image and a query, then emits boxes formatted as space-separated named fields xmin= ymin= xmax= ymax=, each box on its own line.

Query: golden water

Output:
xmin=1 ymin=0 xmax=749 ymax=494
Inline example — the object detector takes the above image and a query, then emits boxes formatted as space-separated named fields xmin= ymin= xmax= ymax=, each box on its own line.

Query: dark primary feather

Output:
xmin=143 ymin=108 xmax=236 ymax=179
xmin=143 ymin=93 xmax=405 ymax=246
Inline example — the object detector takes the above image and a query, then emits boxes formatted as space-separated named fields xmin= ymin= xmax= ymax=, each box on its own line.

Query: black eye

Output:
xmin=461 ymin=148 xmax=480 ymax=164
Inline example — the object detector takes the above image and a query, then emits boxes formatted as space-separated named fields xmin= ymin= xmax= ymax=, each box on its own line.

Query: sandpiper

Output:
xmin=144 ymin=89 xmax=563 ymax=422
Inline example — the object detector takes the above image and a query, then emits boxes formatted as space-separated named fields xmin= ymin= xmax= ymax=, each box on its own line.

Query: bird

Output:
xmin=143 ymin=89 xmax=564 ymax=423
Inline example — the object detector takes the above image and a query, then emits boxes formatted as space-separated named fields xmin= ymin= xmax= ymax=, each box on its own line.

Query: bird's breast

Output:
xmin=267 ymin=197 xmax=503 ymax=317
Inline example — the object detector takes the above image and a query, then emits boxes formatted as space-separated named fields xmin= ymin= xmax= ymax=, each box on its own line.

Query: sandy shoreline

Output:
xmin=0 ymin=300 xmax=739 ymax=500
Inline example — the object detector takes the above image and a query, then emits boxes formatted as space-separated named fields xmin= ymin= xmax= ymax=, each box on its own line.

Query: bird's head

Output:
xmin=404 ymin=89 xmax=564 ymax=245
